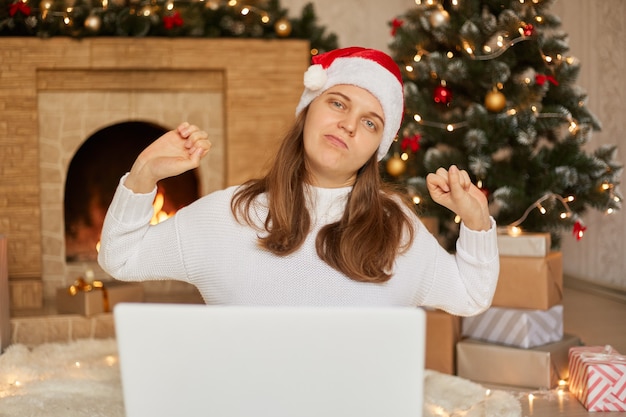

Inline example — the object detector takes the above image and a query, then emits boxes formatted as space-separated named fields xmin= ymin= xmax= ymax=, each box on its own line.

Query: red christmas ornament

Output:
xmin=401 ymin=133 xmax=421 ymax=152
xmin=522 ymin=24 xmax=534 ymax=37
xmin=9 ymin=1 xmax=31 ymax=16
xmin=391 ymin=18 xmax=404 ymax=36
xmin=433 ymin=85 xmax=452 ymax=104
xmin=163 ymin=11 xmax=183 ymax=30
xmin=572 ymin=220 xmax=587 ymax=241
xmin=535 ymin=74 xmax=559 ymax=86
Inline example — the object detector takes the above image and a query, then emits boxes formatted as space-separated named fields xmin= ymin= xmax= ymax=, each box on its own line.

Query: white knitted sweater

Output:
xmin=98 ymin=176 xmax=499 ymax=316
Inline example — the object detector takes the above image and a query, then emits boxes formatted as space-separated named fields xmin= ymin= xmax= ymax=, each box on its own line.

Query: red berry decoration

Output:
xmin=433 ymin=85 xmax=452 ymax=104
xmin=573 ymin=220 xmax=587 ymax=241
xmin=523 ymin=24 xmax=534 ymax=37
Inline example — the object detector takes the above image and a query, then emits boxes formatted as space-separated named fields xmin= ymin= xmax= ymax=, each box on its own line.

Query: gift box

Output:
xmin=57 ymin=279 xmax=144 ymax=316
xmin=461 ymin=304 xmax=563 ymax=348
xmin=497 ymin=232 xmax=551 ymax=257
xmin=492 ymin=251 xmax=563 ymax=310
xmin=568 ymin=345 xmax=626 ymax=412
xmin=425 ymin=309 xmax=461 ymax=375
xmin=456 ymin=334 xmax=581 ymax=389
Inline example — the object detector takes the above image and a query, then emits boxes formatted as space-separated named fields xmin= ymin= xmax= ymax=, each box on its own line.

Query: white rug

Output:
xmin=0 ymin=339 xmax=521 ymax=417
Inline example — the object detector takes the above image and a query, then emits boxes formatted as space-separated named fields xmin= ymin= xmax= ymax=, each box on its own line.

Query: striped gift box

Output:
xmin=568 ymin=345 xmax=626 ymax=412
xmin=461 ymin=304 xmax=563 ymax=348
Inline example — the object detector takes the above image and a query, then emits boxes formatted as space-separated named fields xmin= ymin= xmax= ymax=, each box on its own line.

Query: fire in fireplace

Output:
xmin=64 ymin=121 xmax=200 ymax=262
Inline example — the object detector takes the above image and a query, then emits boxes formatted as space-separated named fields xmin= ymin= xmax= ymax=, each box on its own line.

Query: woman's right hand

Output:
xmin=124 ymin=122 xmax=211 ymax=193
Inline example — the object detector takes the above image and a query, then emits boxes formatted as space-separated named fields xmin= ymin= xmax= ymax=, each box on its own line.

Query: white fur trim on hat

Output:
xmin=295 ymin=50 xmax=404 ymax=161
xmin=303 ymin=64 xmax=327 ymax=91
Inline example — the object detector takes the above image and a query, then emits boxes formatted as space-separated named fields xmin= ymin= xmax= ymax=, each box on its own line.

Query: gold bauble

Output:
xmin=84 ymin=15 xmax=102 ymax=32
xmin=274 ymin=18 xmax=292 ymax=37
xmin=204 ymin=0 xmax=220 ymax=10
xmin=429 ymin=8 xmax=450 ymax=28
xmin=386 ymin=155 xmax=406 ymax=177
xmin=485 ymin=89 xmax=506 ymax=112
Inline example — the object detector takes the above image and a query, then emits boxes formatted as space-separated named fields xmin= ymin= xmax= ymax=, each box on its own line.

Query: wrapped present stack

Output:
xmin=456 ymin=231 xmax=583 ymax=389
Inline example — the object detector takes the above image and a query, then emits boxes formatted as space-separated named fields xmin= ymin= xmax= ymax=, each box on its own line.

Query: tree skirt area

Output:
xmin=0 ymin=339 xmax=521 ymax=417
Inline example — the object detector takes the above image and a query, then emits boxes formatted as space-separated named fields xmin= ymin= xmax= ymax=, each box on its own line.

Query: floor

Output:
xmin=5 ymin=277 xmax=626 ymax=416
xmin=506 ymin=278 xmax=626 ymax=417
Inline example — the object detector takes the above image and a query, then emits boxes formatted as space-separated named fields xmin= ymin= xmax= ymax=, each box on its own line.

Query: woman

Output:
xmin=98 ymin=47 xmax=498 ymax=315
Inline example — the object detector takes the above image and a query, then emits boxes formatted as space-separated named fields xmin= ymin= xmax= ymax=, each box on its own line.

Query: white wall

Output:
xmin=285 ymin=0 xmax=626 ymax=291
xmin=550 ymin=0 xmax=625 ymax=291
xmin=284 ymin=0 xmax=415 ymax=53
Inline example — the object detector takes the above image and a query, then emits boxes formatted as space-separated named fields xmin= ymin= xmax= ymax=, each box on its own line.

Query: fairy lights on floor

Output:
xmin=0 ymin=349 xmax=120 ymax=399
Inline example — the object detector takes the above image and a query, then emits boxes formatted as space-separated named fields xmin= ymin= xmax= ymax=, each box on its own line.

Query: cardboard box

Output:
xmin=425 ymin=309 xmax=461 ymax=375
xmin=57 ymin=280 xmax=144 ymax=316
xmin=497 ymin=232 xmax=551 ymax=257
xmin=461 ymin=304 xmax=563 ymax=348
xmin=456 ymin=334 xmax=581 ymax=389
xmin=569 ymin=345 xmax=626 ymax=412
xmin=492 ymin=251 xmax=563 ymax=310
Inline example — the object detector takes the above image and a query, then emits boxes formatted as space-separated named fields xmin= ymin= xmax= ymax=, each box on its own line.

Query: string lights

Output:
xmin=12 ymin=0 xmax=273 ymax=31
xmin=501 ymin=193 xmax=590 ymax=240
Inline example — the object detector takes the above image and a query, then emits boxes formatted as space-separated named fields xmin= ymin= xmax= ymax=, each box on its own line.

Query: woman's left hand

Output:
xmin=426 ymin=165 xmax=491 ymax=231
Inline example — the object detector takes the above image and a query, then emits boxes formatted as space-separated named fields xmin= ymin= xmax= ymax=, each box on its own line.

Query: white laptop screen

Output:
xmin=114 ymin=304 xmax=425 ymax=417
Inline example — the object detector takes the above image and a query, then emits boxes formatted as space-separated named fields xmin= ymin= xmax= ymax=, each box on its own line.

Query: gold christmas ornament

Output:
xmin=274 ymin=18 xmax=292 ymax=37
xmin=205 ymin=0 xmax=220 ymax=10
xmin=429 ymin=7 xmax=450 ymax=28
xmin=84 ymin=15 xmax=102 ymax=32
xmin=485 ymin=89 xmax=506 ymax=112
xmin=386 ymin=155 xmax=406 ymax=177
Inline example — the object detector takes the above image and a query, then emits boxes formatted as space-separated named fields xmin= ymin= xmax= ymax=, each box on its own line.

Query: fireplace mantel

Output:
xmin=0 ymin=38 xmax=309 ymax=303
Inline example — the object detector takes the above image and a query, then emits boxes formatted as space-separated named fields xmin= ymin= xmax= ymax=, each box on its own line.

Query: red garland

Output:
xmin=9 ymin=1 xmax=31 ymax=16
xmin=163 ymin=11 xmax=183 ymax=30
xmin=573 ymin=220 xmax=587 ymax=241
xmin=391 ymin=18 xmax=404 ymax=36
xmin=535 ymin=74 xmax=559 ymax=86
xmin=401 ymin=133 xmax=421 ymax=152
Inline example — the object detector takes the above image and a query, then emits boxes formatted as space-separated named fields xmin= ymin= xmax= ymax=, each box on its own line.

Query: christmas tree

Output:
xmin=0 ymin=0 xmax=337 ymax=53
xmin=384 ymin=0 xmax=622 ymax=249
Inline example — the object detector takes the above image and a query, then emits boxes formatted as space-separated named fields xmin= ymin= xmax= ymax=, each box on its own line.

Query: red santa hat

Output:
xmin=295 ymin=46 xmax=404 ymax=161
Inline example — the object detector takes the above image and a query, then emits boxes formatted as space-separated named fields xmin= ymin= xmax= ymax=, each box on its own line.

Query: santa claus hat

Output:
xmin=295 ymin=46 xmax=404 ymax=161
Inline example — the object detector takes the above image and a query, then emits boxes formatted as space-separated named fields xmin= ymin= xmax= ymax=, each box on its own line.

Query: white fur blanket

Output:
xmin=0 ymin=339 xmax=521 ymax=417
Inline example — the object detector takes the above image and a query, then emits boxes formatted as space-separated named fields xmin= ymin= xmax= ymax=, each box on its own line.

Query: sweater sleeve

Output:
xmin=97 ymin=174 xmax=189 ymax=283
xmin=410 ymin=217 xmax=499 ymax=316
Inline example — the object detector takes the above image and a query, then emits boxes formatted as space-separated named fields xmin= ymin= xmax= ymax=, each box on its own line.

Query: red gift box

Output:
xmin=568 ymin=345 xmax=626 ymax=412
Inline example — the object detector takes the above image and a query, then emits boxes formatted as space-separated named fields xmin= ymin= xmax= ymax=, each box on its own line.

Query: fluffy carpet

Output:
xmin=0 ymin=339 xmax=521 ymax=417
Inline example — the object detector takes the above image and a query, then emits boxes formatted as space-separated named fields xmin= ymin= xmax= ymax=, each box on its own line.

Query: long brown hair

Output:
xmin=231 ymin=109 xmax=416 ymax=283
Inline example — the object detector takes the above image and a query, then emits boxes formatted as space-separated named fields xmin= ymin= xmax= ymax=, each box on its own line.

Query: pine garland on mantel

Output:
xmin=0 ymin=0 xmax=338 ymax=53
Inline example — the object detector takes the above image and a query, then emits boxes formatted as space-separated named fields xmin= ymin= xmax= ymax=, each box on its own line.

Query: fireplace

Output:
xmin=64 ymin=121 xmax=200 ymax=263
xmin=38 ymin=76 xmax=226 ymax=300
xmin=0 ymin=38 xmax=309 ymax=307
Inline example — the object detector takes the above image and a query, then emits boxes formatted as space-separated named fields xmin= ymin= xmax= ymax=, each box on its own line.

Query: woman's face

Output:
xmin=302 ymin=84 xmax=384 ymax=188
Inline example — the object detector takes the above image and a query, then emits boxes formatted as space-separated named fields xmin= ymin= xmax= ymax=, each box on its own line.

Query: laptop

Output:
xmin=114 ymin=303 xmax=425 ymax=417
